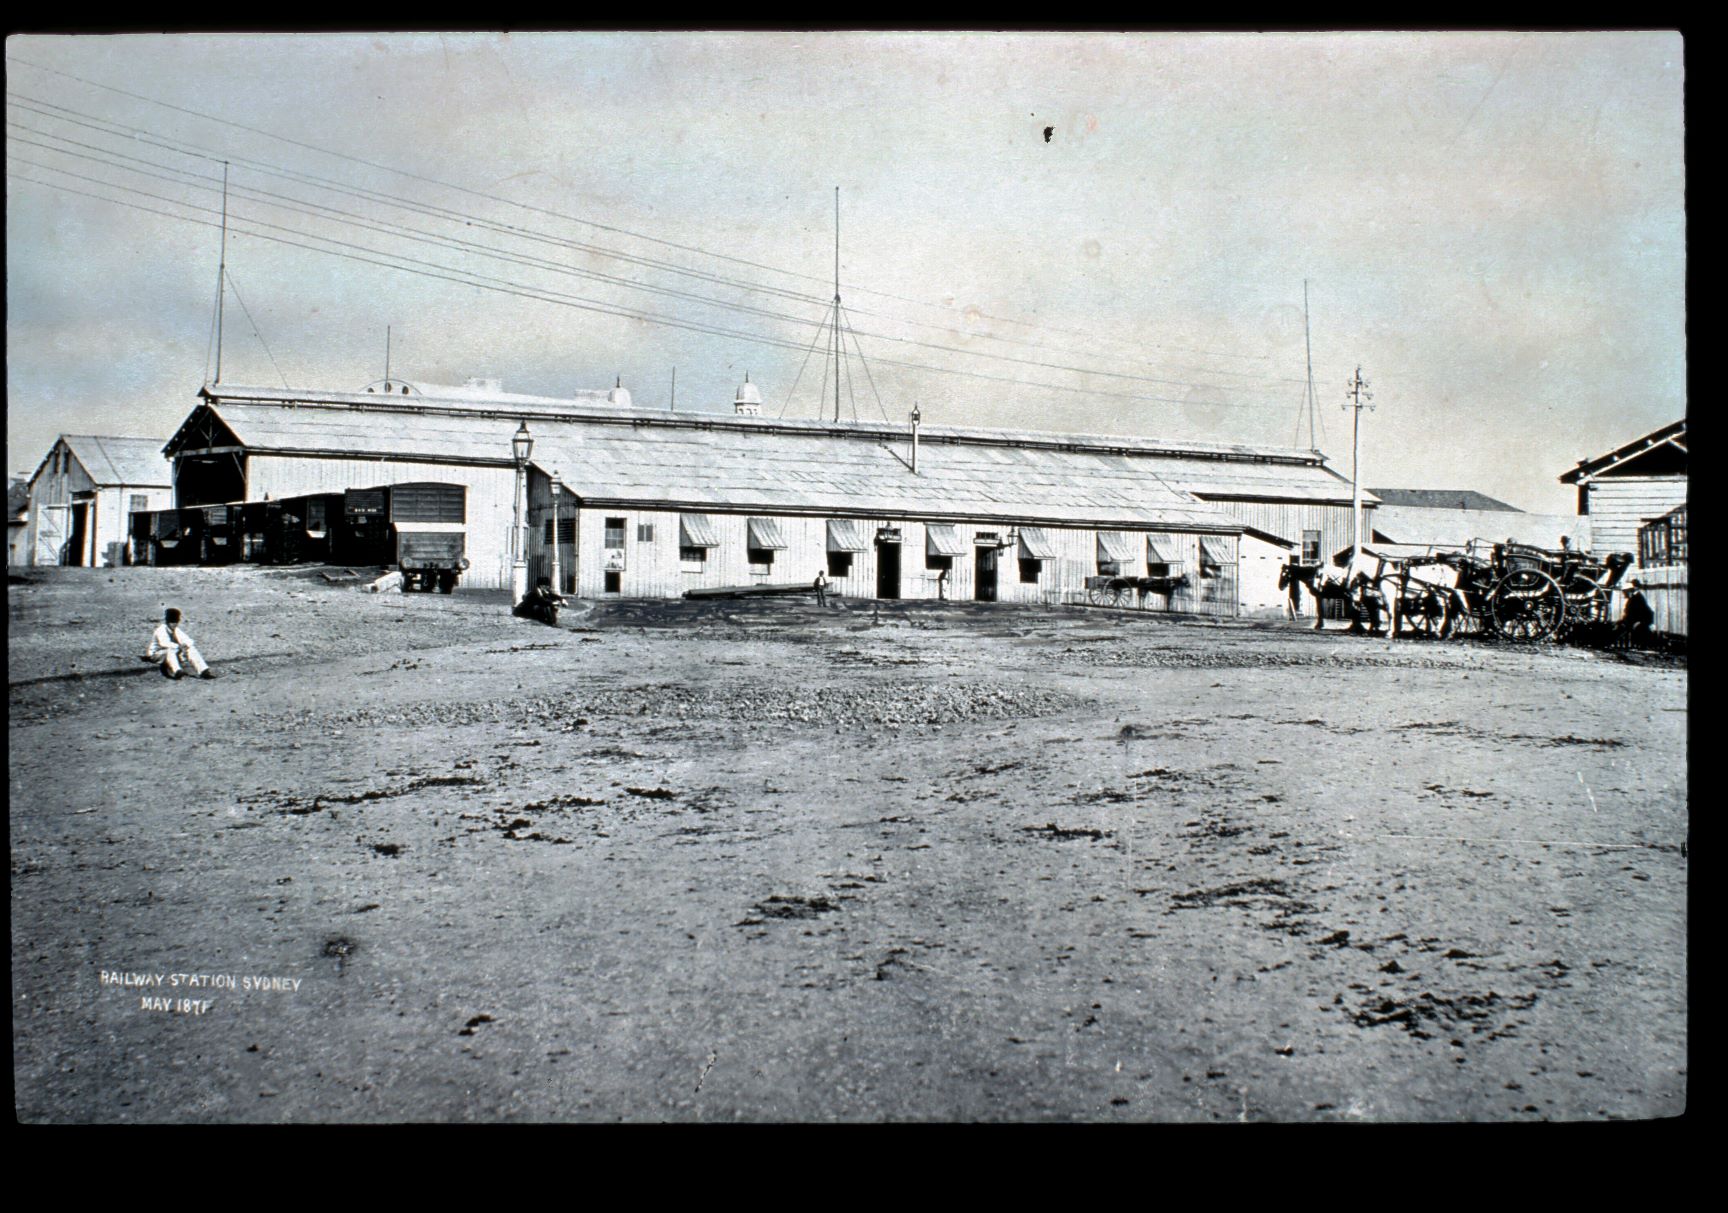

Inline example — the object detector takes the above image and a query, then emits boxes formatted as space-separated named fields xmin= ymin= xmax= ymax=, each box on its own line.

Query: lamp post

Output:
xmin=549 ymin=473 xmax=562 ymax=596
xmin=511 ymin=420 xmax=533 ymax=606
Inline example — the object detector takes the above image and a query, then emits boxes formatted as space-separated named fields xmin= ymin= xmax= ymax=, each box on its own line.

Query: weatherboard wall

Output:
xmin=1581 ymin=477 xmax=1688 ymax=561
xmin=536 ymin=499 xmax=1242 ymax=615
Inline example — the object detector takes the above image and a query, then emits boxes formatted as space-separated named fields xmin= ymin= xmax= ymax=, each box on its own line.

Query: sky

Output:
xmin=6 ymin=31 xmax=1686 ymax=515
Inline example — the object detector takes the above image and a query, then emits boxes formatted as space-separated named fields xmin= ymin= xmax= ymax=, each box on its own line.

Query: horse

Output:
xmin=1279 ymin=553 xmax=1387 ymax=634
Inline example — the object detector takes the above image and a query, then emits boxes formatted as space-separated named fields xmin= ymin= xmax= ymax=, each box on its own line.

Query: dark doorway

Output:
xmin=876 ymin=540 xmax=901 ymax=599
xmin=974 ymin=545 xmax=998 ymax=602
xmin=67 ymin=503 xmax=89 ymax=566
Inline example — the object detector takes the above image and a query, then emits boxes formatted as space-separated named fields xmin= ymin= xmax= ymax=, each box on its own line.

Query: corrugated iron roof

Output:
xmin=199 ymin=398 xmax=1242 ymax=530
xmin=56 ymin=435 xmax=174 ymax=487
xmin=1370 ymin=505 xmax=1588 ymax=550
xmin=1368 ymin=488 xmax=1522 ymax=512
xmin=200 ymin=384 xmax=1364 ymax=505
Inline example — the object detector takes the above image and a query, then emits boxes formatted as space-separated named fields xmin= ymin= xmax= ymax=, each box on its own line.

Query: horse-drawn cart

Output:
xmin=1385 ymin=541 xmax=1631 ymax=642
xmin=1083 ymin=570 xmax=1189 ymax=609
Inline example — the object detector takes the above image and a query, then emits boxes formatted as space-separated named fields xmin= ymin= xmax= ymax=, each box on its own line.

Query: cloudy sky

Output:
xmin=6 ymin=32 xmax=1684 ymax=514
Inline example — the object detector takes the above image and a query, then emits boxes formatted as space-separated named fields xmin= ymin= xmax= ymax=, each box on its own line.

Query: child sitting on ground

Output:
xmin=145 ymin=607 xmax=217 ymax=680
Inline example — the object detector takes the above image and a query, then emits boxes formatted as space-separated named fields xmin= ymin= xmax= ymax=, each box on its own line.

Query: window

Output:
xmin=1098 ymin=560 xmax=1122 ymax=577
xmin=680 ymin=545 xmax=707 ymax=571
xmin=1302 ymin=530 xmax=1322 ymax=564
xmin=748 ymin=547 xmax=776 ymax=571
xmin=636 ymin=523 xmax=655 ymax=543
xmin=604 ymin=571 xmax=622 ymax=594
xmin=604 ymin=517 xmax=626 ymax=547
xmin=1019 ymin=557 xmax=1042 ymax=583
xmin=129 ymin=494 xmax=149 ymax=514
xmin=925 ymin=553 xmax=953 ymax=572
xmin=544 ymin=518 xmax=576 ymax=544
xmin=827 ymin=551 xmax=853 ymax=577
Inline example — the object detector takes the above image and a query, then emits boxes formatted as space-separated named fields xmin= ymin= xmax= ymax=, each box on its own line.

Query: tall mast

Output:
xmin=1303 ymin=280 xmax=1316 ymax=448
xmin=834 ymin=186 xmax=841 ymax=423
xmin=214 ymin=161 xmax=229 ymax=384
xmin=385 ymin=324 xmax=392 ymax=381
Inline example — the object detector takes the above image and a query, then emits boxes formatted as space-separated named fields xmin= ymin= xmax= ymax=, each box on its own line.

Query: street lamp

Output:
xmin=511 ymin=420 xmax=533 ymax=606
xmin=549 ymin=473 xmax=562 ymax=597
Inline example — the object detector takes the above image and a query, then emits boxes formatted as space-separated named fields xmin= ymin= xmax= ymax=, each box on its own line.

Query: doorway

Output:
xmin=67 ymin=503 xmax=89 ymax=566
xmin=876 ymin=540 xmax=901 ymax=599
xmin=974 ymin=545 xmax=998 ymax=602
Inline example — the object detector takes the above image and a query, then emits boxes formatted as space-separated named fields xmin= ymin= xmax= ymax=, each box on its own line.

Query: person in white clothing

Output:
xmin=146 ymin=607 xmax=217 ymax=680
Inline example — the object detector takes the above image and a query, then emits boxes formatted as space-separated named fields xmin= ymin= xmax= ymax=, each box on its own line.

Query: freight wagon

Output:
xmin=340 ymin=482 xmax=469 ymax=592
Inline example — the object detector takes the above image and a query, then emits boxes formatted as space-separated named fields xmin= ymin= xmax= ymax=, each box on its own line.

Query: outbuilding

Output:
xmin=21 ymin=435 xmax=173 ymax=567
xmin=1560 ymin=419 xmax=1687 ymax=560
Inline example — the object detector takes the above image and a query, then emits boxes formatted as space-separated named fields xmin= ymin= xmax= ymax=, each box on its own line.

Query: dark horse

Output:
xmin=1278 ymin=558 xmax=1385 ymax=634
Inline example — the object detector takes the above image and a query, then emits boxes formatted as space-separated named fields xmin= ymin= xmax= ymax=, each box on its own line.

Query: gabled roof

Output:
xmin=188 ymin=394 xmax=1244 ymax=531
xmin=1367 ymin=488 xmax=1521 ymax=512
xmin=194 ymin=383 xmax=1368 ymax=506
xmin=1371 ymin=504 xmax=1587 ymax=551
xmin=1560 ymin=419 xmax=1687 ymax=484
xmin=28 ymin=435 xmax=174 ymax=488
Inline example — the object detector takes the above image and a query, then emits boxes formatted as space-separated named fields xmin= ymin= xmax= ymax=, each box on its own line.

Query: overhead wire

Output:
xmin=7 ymin=77 xmax=1305 ymax=385
xmin=10 ymin=162 xmax=1302 ymax=412
xmin=8 ymin=110 xmax=1312 ymax=399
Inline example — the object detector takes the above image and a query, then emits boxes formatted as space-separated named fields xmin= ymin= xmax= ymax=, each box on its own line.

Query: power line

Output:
xmin=9 ymin=163 xmax=1303 ymax=413
xmin=9 ymin=123 xmax=1311 ymax=404
xmin=6 ymin=72 xmax=1304 ymax=382
xmin=7 ymin=98 xmax=1311 ymax=393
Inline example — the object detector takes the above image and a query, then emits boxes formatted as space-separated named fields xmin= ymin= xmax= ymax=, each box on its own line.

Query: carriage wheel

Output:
xmin=1109 ymin=583 xmax=1133 ymax=609
xmin=1406 ymin=586 xmax=1450 ymax=639
xmin=1087 ymin=584 xmax=1109 ymax=606
xmin=1488 ymin=569 xmax=1564 ymax=641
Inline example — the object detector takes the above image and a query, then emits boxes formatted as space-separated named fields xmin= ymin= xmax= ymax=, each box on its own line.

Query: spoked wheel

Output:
xmin=1404 ymin=586 xmax=1451 ymax=638
xmin=1109 ymin=582 xmax=1133 ymax=609
xmin=1488 ymin=569 xmax=1564 ymax=641
xmin=1087 ymin=584 xmax=1110 ymax=606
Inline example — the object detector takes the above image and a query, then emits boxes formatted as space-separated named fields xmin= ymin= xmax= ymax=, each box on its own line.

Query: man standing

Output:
xmin=813 ymin=569 xmax=829 ymax=607
xmin=1618 ymin=579 xmax=1655 ymax=649
xmin=146 ymin=607 xmax=217 ymax=680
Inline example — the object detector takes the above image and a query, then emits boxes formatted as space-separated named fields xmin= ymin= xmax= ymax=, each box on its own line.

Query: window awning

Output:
xmin=827 ymin=519 xmax=869 ymax=552
xmin=1145 ymin=534 xmax=1170 ymax=563
xmin=1200 ymin=536 xmax=1231 ymax=566
xmin=1097 ymin=531 xmax=1138 ymax=563
xmin=746 ymin=516 xmax=787 ymax=550
xmin=679 ymin=513 xmax=719 ymax=548
xmin=1018 ymin=527 xmax=1057 ymax=560
xmin=926 ymin=524 xmax=967 ymax=557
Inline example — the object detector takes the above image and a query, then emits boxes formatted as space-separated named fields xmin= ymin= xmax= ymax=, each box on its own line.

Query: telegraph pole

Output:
xmin=1344 ymin=365 xmax=1374 ymax=562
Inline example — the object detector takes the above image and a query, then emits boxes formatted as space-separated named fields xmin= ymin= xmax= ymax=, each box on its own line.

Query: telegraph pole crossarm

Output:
xmin=1343 ymin=365 xmax=1375 ymax=564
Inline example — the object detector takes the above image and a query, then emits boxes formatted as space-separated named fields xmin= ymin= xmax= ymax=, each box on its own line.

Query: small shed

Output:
xmin=23 ymin=435 xmax=174 ymax=567
xmin=1560 ymin=420 xmax=1687 ymax=560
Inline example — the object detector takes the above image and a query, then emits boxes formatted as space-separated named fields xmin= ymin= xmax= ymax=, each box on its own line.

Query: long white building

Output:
xmin=163 ymin=377 xmax=1374 ymax=614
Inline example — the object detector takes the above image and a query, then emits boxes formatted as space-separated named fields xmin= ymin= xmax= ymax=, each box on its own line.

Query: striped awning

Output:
xmin=679 ymin=513 xmax=719 ymax=547
xmin=1200 ymin=536 xmax=1231 ymax=566
xmin=1097 ymin=531 xmax=1138 ymax=563
xmin=1145 ymin=534 xmax=1172 ymax=563
xmin=1018 ymin=527 xmax=1057 ymax=560
xmin=926 ymin=524 xmax=967 ymax=557
xmin=747 ymin=516 xmax=787 ymax=550
xmin=827 ymin=518 xmax=869 ymax=552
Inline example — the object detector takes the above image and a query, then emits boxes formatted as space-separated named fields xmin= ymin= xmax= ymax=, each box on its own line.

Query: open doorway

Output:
xmin=876 ymin=539 xmax=901 ymax=599
xmin=974 ymin=545 xmax=997 ymax=601
xmin=66 ymin=502 xmax=89 ymax=566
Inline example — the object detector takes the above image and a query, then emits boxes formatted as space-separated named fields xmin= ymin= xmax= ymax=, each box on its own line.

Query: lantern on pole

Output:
xmin=549 ymin=472 xmax=563 ymax=596
xmin=510 ymin=421 xmax=533 ymax=606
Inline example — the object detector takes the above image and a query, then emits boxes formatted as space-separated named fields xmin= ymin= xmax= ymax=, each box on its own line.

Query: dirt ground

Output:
xmin=9 ymin=565 xmax=1687 ymax=1122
